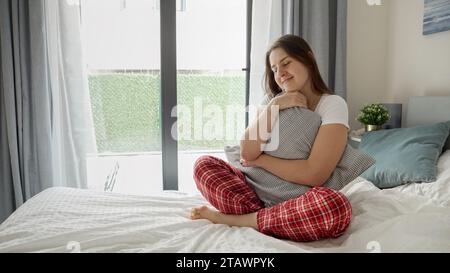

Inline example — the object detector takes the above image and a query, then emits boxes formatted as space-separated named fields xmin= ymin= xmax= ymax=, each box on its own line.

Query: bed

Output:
xmin=1 ymin=97 xmax=450 ymax=253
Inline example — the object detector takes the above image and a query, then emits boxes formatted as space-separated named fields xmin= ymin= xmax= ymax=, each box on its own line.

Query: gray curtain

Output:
xmin=0 ymin=0 xmax=96 ymax=223
xmin=282 ymin=0 xmax=347 ymax=98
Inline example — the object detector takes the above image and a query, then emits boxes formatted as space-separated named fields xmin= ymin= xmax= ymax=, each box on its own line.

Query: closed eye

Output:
xmin=271 ymin=59 xmax=291 ymax=74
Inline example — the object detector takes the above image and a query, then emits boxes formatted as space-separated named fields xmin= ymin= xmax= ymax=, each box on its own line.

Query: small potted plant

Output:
xmin=357 ymin=103 xmax=390 ymax=132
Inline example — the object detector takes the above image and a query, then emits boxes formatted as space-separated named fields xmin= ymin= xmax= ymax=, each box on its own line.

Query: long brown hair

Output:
xmin=264 ymin=35 xmax=333 ymax=98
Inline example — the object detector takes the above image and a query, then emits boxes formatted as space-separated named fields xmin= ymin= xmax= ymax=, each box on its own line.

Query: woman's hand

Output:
xmin=240 ymin=155 xmax=264 ymax=168
xmin=271 ymin=92 xmax=308 ymax=110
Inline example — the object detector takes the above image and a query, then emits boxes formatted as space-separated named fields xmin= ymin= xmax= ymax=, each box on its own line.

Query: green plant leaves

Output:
xmin=357 ymin=103 xmax=390 ymax=125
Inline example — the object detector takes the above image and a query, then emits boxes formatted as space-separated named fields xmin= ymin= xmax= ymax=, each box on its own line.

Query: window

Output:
xmin=82 ymin=0 xmax=163 ymax=195
xmin=176 ymin=0 xmax=247 ymax=193
xmin=82 ymin=0 xmax=249 ymax=195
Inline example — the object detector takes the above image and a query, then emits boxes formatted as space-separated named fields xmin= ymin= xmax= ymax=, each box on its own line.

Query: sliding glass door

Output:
xmin=175 ymin=0 xmax=248 ymax=193
xmin=82 ymin=0 xmax=163 ymax=195
xmin=82 ymin=0 xmax=249 ymax=195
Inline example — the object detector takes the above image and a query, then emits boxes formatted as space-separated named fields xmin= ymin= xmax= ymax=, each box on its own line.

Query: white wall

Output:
xmin=385 ymin=0 xmax=450 ymax=125
xmin=347 ymin=0 xmax=450 ymax=130
xmin=347 ymin=0 xmax=390 ymax=129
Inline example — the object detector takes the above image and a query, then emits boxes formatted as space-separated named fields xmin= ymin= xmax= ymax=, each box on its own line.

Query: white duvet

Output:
xmin=1 ymin=152 xmax=450 ymax=253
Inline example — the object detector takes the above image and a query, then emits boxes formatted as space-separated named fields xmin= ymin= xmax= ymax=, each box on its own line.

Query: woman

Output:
xmin=190 ymin=35 xmax=351 ymax=242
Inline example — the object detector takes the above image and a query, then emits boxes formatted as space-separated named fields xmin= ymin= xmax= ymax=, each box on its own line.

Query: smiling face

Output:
xmin=269 ymin=47 xmax=310 ymax=93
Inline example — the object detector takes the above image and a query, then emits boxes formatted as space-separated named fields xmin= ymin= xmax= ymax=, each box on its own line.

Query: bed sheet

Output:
xmin=385 ymin=150 xmax=450 ymax=207
xmin=1 ymin=153 xmax=450 ymax=253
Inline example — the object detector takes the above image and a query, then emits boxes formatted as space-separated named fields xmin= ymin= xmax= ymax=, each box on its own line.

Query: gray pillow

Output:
xmin=225 ymin=107 xmax=375 ymax=207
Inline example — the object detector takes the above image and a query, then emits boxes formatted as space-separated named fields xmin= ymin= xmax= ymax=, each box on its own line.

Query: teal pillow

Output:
xmin=359 ymin=121 xmax=450 ymax=188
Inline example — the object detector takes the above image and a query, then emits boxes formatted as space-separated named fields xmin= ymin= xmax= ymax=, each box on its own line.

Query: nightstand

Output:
xmin=348 ymin=129 xmax=364 ymax=149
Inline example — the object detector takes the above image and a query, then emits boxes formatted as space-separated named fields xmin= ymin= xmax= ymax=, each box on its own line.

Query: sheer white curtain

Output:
xmin=44 ymin=0 xmax=96 ymax=189
xmin=0 ymin=0 xmax=96 ymax=222
xmin=248 ymin=0 xmax=282 ymax=121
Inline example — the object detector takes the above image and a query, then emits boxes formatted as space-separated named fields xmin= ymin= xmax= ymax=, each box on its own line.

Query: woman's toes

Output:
xmin=190 ymin=207 xmax=203 ymax=219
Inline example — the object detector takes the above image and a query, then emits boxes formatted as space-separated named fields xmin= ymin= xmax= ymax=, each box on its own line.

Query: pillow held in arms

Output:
xmin=224 ymin=107 xmax=375 ymax=208
xmin=359 ymin=121 xmax=450 ymax=189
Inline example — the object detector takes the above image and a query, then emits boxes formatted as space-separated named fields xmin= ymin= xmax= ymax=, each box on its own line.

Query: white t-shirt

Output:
xmin=315 ymin=95 xmax=349 ymax=129
xmin=260 ymin=93 xmax=349 ymax=129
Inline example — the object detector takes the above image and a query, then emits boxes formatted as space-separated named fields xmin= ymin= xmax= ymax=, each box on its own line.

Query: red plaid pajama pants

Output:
xmin=193 ymin=155 xmax=352 ymax=242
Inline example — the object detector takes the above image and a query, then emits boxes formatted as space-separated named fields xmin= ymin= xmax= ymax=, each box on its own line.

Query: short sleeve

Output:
xmin=316 ymin=95 xmax=349 ymax=129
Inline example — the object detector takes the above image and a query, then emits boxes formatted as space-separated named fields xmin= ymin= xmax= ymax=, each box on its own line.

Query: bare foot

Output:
xmin=190 ymin=206 xmax=221 ymax=224
xmin=190 ymin=206 xmax=258 ymax=229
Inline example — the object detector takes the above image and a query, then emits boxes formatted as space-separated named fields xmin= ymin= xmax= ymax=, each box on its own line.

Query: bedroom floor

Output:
xmin=86 ymin=151 xmax=227 ymax=196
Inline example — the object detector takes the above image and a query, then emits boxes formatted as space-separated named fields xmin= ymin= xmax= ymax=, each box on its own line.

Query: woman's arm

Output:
xmin=247 ymin=124 xmax=348 ymax=187
xmin=240 ymin=93 xmax=308 ymax=161
xmin=240 ymin=100 xmax=279 ymax=161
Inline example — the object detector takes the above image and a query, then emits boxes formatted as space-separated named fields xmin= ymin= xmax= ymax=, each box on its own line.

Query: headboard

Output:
xmin=406 ymin=96 xmax=450 ymax=150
